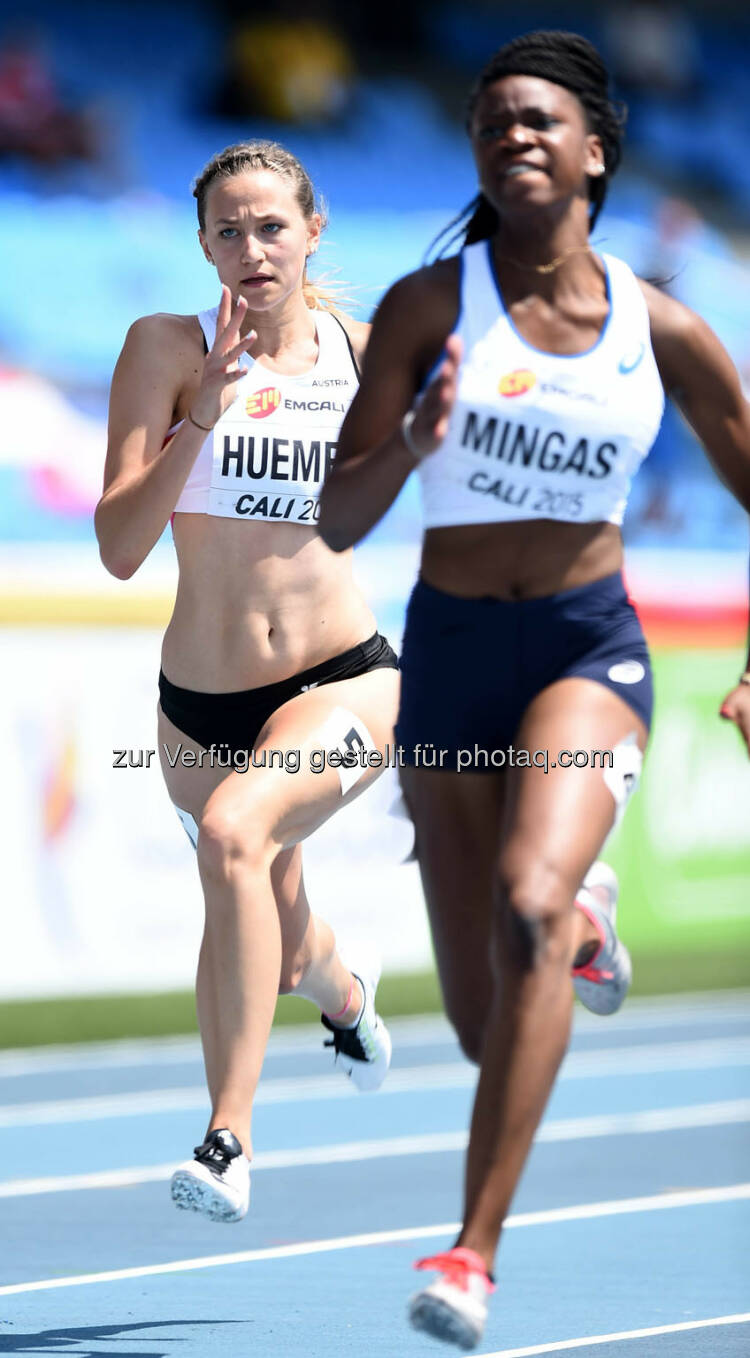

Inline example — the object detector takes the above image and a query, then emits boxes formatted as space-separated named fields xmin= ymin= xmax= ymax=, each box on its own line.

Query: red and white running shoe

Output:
xmin=408 ymin=1246 xmax=495 ymax=1349
xmin=572 ymin=861 xmax=632 ymax=1016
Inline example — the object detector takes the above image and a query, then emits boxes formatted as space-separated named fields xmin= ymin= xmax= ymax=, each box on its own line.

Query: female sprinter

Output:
xmin=95 ymin=141 xmax=399 ymax=1225
xmin=319 ymin=31 xmax=750 ymax=1348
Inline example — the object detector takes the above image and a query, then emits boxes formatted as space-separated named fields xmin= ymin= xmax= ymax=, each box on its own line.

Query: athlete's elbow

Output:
xmin=317 ymin=519 xmax=355 ymax=553
xmin=317 ymin=490 xmax=356 ymax=552
xmin=94 ymin=500 xmax=139 ymax=578
xmin=99 ymin=545 xmax=139 ymax=580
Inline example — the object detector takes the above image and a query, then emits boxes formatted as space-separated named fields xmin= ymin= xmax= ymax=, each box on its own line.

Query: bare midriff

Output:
xmin=162 ymin=514 xmax=377 ymax=691
xmin=421 ymin=518 xmax=623 ymax=600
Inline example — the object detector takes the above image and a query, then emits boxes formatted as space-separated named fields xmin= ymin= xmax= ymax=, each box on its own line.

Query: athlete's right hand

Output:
xmin=189 ymin=285 xmax=257 ymax=429
xmin=402 ymin=333 xmax=462 ymax=461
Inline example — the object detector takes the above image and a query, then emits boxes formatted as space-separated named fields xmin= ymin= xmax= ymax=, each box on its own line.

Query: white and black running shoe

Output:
xmin=170 ymin=1128 xmax=250 ymax=1222
xmin=321 ymin=963 xmax=392 ymax=1092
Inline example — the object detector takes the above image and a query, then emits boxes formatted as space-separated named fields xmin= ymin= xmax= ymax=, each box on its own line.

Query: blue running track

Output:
xmin=0 ymin=991 xmax=748 ymax=1356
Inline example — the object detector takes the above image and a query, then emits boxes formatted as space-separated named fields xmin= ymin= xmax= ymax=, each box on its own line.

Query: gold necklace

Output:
xmin=494 ymin=243 xmax=594 ymax=275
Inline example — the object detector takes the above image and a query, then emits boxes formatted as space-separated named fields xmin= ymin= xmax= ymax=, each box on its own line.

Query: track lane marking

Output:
xmin=2 ymin=1100 xmax=749 ymax=1198
xmin=2 ymin=1037 xmax=750 ymax=1126
xmin=470 ymin=1311 xmax=750 ymax=1356
xmin=1 ymin=1183 xmax=747 ymax=1296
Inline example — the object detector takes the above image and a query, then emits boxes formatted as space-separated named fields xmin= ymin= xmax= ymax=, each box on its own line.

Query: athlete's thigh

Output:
xmin=202 ymin=664 xmax=400 ymax=851
xmin=401 ymin=765 xmax=506 ymax=1036
xmin=158 ymin=700 xmax=304 ymax=910
xmin=502 ymin=676 xmax=649 ymax=893
xmin=157 ymin=704 xmax=233 ymax=820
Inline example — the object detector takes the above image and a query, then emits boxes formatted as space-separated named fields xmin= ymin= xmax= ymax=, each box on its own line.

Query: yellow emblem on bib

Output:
xmin=498 ymin=369 xmax=536 ymax=398
xmin=246 ymin=387 xmax=281 ymax=419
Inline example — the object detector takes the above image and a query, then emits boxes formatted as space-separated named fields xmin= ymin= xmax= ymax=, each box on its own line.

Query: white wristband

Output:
xmin=401 ymin=410 xmax=426 ymax=463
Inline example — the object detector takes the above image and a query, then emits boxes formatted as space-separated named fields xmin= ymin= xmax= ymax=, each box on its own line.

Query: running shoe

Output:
xmin=409 ymin=1247 xmax=495 ymax=1349
xmin=572 ymin=861 xmax=632 ymax=1016
xmin=170 ymin=1128 xmax=250 ymax=1222
xmin=321 ymin=961 xmax=392 ymax=1092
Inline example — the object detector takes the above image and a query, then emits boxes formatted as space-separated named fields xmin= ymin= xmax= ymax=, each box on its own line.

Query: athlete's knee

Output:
xmin=452 ymin=1014 xmax=486 ymax=1065
xmin=494 ymin=856 xmax=574 ymax=969
xmin=442 ymin=990 xmax=490 ymax=1065
xmin=197 ymin=796 xmax=273 ymax=885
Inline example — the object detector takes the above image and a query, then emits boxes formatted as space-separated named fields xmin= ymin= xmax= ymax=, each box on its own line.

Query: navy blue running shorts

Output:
xmin=395 ymin=572 xmax=652 ymax=768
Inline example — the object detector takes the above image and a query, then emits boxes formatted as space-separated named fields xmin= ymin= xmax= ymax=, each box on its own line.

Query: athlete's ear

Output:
xmin=198 ymin=229 xmax=215 ymax=265
xmin=584 ymin=133 xmax=605 ymax=178
xmin=306 ymin=212 xmax=322 ymax=258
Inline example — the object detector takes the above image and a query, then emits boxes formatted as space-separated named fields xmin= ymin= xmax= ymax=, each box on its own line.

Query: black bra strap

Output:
xmin=330 ymin=312 xmax=361 ymax=381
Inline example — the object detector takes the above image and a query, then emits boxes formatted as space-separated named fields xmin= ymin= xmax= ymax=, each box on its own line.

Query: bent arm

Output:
xmin=645 ymin=283 xmax=750 ymax=754
xmin=96 ymin=291 xmax=251 ymax=578
xmin=318 ymin=267 xmax=459 ymax=552
xmin=95 ymin=316 xmax=204 ymax=579
xmin=645 ymin=284 xmax=750 ymax=511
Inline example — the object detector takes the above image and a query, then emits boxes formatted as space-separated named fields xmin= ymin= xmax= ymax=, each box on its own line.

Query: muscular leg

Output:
xmin=455 ymin=678 xmax=647 ymax=1266
xmin=400 ymin=767 xmax=506 ymax=1063
xmin=273 ymin=845 xmax=361 ymax=1017
xmin=186 ymin=667 xmax=398 ymax=1156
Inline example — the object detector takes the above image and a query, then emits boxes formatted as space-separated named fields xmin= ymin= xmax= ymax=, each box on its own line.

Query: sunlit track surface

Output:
xmin=0 ymin=992 xmax=748 ymax=1356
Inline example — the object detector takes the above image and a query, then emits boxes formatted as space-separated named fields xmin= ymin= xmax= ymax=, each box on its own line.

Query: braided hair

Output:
xmin=432 ymin=31 xmax=626 ymax=256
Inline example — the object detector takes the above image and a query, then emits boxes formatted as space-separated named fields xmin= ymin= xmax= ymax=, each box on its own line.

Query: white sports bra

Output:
xmin=416 ymin=242 xmax=665 ymax=528
xmin=173 ymin=307 xmax=359 ymax=525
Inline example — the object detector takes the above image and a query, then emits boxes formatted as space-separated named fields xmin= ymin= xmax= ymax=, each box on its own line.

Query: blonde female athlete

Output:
xmin=319 ymin=31 xmax=750 ymax=1348
xmin=96 ymin=141 xmax=398 ymax=1225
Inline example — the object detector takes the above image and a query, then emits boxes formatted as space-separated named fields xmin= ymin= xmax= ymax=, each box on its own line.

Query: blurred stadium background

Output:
xmin=1 ymin=0 xmax=749 ymax=1044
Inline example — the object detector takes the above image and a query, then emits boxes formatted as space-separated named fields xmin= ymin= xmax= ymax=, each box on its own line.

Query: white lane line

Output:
xmin=2 ymin=1100 xmax=748 ymax=1199
xmin=0 ymin=1019 xmax=452 ymax=1078
xmin=471 ymin=1311 xmax=750 ymax=1357
xmin=2 ymin=1036 xmax=750 ymax=1127
xmin=1 ymin=992 xmax=748 ymax=1079
xmin=1 ymin=1183 xmax=747 ymax=1297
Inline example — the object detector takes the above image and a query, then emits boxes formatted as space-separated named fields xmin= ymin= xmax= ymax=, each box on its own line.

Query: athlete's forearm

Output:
xmin=318 ymin=426 xmax=417 ymax=552
xmin=95 ymin=420 xmax=207 ymax=579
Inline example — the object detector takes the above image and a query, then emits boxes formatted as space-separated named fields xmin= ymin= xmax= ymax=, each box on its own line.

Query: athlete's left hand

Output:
xmin=719 ymin=684 xmax=750 ymax=755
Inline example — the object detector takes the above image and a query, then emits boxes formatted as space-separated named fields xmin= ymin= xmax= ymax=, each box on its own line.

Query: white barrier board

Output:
xmin=0 ymin=627 xmax=429 ymax=1000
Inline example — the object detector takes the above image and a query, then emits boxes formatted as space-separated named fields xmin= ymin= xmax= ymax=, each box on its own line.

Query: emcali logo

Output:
xmin=246 ymin=387 xmax=281 ymax=418
xmin=498 ymin=369 xmax=537 ymax=398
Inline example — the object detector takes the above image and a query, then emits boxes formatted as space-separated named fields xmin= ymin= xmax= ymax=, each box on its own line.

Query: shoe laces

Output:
xmin=321 ymin=1013 xmax=370 ymax=1063
xmin=193 ymin=1130 xmax=242 ymax=1175
xmin=572 ymin=961 xmax=615 ymax=983
xmin=414 ymin=1248 xmax=495 ymax=1293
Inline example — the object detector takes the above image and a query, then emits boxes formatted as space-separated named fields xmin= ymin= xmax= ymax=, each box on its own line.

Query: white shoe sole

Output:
xmin=170 ymin=1168 xmax=248 ymax=1222
xmin=409 ymin=1291 xmax=485 ymax=1349
xmin=574 ymin=941 xmax=632 ymax=1015
xmin=574 ymin=864 xmax=631 ymax=1016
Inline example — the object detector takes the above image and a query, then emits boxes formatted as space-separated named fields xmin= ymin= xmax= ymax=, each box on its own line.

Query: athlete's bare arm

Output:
xmin=318 ymin=263 xmax=460 ymax=552
xmin=643 ymin=282 xmax=750 ymax=510
xmin=95 ymin=287 xmax=253 ymax=579
xmin=643 ymin=281 xmax=750 ymax=754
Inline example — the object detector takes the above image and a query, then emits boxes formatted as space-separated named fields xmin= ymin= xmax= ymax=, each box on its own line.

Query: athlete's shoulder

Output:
xmin=636 ymin=278 xmax=697 ymax=338
xmin=637 ymin=279 xmax=711 ymax=354
xmin=379 ymin=256 xmax=461 ymax=312
xmin=373 ymin=258 xmax=461 ymax=349
xmin=124 ymin=311 xmax=204 ymax=359
xmin=636 ymin=279 xmax=730 ymax=396
xmin=117 ymin=313 xmax=205 ymax=394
